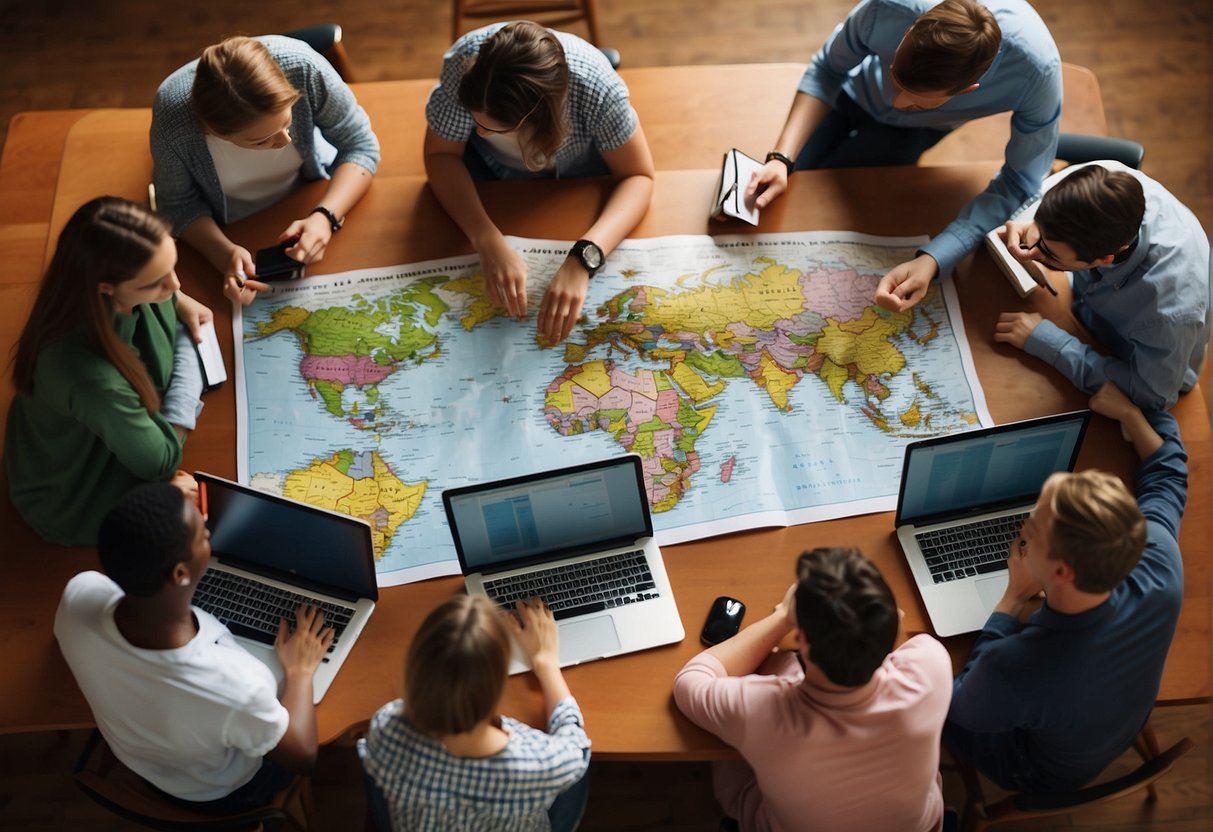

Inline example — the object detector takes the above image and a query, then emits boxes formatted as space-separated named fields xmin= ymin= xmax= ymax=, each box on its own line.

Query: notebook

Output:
xmin=894 ymin=411 xmax=1091 ymax=637
xmin=710 ymin=148 xmax=764 ymax=226
xmin=443 ymin=455 xmax=685 ymax=673
xmin=193 ymin=472 xmax=378 ymax=703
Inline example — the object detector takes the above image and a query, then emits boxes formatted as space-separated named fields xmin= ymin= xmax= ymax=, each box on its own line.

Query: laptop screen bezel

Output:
xmin=442 ymin=454 xmax=654 ymax=576
xmin=893 ymin=410 xmax=1092 ymax=529
xmin=194 ymin=471 xmax=379 ymax=602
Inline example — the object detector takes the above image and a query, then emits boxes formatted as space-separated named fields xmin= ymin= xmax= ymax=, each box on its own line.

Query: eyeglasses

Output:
xmin=471 ymin=98 xmax=543 ymax=135
xmin=1028 ymin=235 xmax=1064 ymax=268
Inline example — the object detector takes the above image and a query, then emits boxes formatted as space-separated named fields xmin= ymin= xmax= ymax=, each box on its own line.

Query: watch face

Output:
xmin=580 ymin=242 xmax=603 ymax=270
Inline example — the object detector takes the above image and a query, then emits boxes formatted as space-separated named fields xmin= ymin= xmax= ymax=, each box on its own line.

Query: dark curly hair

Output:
xmin=97 ymin=483 xmax=195 ymax=597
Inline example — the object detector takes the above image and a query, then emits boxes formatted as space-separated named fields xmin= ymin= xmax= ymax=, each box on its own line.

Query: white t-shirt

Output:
xmin=54 ymin=571 xmax=289 ymax=801
xmin=205 ymin=133 xmax=304 ymax=222
xmin=478 ymin=131 xmax=554 ymax=173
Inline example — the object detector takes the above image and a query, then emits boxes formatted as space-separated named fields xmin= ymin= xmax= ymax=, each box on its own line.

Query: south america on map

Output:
xmin=235 ymin=233 xmax=991 ymax=585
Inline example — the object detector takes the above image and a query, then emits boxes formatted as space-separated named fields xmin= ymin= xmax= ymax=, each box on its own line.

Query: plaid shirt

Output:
xmin=362 ymin=697 xmax=591 ymax=832
xmin=426 ymin=23 xmax=637 ymax=179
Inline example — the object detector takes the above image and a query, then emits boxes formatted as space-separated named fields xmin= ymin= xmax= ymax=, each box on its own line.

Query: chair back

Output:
xmin=282 ymin=24 xmax=357 ymax=82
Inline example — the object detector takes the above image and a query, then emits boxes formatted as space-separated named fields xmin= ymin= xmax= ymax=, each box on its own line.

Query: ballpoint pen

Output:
xmin=1021 ymin=240 xmax=1060 ymax=297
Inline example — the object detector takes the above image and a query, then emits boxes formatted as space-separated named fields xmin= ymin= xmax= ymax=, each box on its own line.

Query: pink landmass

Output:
xmin=800 ymin=265 xmax=877 ymax=321
xmin=720 ymin=455 xmax=736 ymax=483
xmin=300 ymin=354 xmax=395 ymax=387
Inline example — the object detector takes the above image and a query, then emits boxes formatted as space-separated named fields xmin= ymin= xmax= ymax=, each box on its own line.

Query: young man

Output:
xmin=673 ymin=547 xmax=952 ymax=831
xmin=945 ymin=382 xmax=1186 ymax=792
xmin=748 ymin=0 xmax=1061 ymax=313
xmin=994 ymin=164 xmax=1210 ymax=410
xmin=54 ymin=482 xmax=334 ymax=812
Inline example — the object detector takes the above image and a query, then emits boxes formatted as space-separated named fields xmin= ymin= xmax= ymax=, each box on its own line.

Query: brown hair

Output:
xmin=457 ymin=21 xmax=570 ymax=171
xmin=794 ymin=547 xmax=898 ymax=687
xmin=190 ymin=36 xmax=302 ymax=136
xmin=1036 ymin=166 xmax=1147 ymax=262
xmin=12 ymin=197 xmax=170 ymax=412
xmin=404 ymin=595 xmax=512 ymax=736
xmin=1046 ymin=471 xmax=1146 ymax=593
xmin=892 ymin=0 xmax=1002 ymax=94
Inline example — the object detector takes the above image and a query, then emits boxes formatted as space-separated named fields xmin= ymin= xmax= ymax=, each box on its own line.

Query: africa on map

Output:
xmin=235 ymin=233 xmax=990 ymax=585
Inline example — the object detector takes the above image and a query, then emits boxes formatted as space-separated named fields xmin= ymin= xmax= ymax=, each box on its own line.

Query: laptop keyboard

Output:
xmin=917 ymin=512 xmax=1029 ymax=584
xmin=483 ymin=549 xmax=660 ymax=620
xmin=193 ymin=570 xmax=355 ymax=662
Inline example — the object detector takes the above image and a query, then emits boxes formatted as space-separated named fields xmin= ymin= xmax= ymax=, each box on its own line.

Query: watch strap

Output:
xmin=765 ymin=151 xmax=795 ymax=176
xmin=311 ymin=205 xmax=343 ymax=233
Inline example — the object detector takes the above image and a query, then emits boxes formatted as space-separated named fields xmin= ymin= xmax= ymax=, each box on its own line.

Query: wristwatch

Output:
xmin=569 ymin=239 xmax=605 ymax=277
xmin=311 ymin=205 xmax=343 ymax=233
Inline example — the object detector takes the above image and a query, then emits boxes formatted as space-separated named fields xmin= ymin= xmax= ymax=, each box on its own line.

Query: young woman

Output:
xmin=151 ymin=35 xmax=380 ymax=305
xmin=5 ymin=197 xmax=209 ymax=546
xmin=361 ymin=595 xmax=591 ymax=832
xmin=425 ymin=21 xmax=655 ymax=343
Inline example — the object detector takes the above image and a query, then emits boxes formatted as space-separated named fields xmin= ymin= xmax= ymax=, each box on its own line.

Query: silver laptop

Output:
xmin=443 ymin=455 xmax=685 ymax=673
xmin=894 ymin=411 xmax=1091 ymax=637
xmin=193 ymin=472 xmax=378 ymax=703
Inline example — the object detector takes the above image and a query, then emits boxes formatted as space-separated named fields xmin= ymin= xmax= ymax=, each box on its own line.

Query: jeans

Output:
xmin=795 ymin=92 xmax=951 ymax=171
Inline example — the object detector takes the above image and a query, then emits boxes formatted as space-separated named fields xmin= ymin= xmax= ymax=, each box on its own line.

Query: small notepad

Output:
xmin=194 ymin=318 xmax=227 ymax=390
xmin=711 ymin=148 xmax=765 ymax=226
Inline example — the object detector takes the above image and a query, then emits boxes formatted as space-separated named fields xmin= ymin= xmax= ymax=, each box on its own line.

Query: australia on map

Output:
xmin=234 ymin=232 xmax=991 ymax=585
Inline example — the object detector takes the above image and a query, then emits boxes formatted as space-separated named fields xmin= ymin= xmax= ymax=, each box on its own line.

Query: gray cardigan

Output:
xmin=150 ymin=35 xmax=380 ymax=235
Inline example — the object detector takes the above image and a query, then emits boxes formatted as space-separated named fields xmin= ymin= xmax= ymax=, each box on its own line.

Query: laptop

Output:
xmin=193 ymin=472 xmax=378 ymax=703
xmin=443 ymin=455 xmax=685 ymax=673
xmin=894 ymin=411 xmax=1091 ymax=637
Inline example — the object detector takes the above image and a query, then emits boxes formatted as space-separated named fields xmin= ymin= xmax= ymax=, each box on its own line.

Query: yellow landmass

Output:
xmin=568 ymin=360 xmax=614 ymax=398
xmin=257 ymin=306 xmax=310 ymax=336
xmin=283 ymin=456 xmax=356 ymax=506
xmin=816 ymin=307 xmax=909 ymax=379
xmin=757 ymin=352 xmax=799 ymax=411
xmin=638 ymin=262 xmax=805 ymax=334
xmin=545 ymin=378 xmax=576 ymax=414
xmin=818 ymin=358 xmax=850 ymax=402
xmin=900 ymin=400 xmax=922 ymax=428
xmin=444 ymin=273 xmax=506 ymax=330
xmin=670 ymin=362 xmax=726 ymax=404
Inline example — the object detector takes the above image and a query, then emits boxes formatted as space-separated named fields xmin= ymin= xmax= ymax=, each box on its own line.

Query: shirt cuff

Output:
xmin=1023 ymin=318 xmax=1069 ymax=363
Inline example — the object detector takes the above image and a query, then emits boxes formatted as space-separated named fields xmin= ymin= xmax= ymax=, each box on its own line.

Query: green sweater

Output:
xmin=4 ymin=299 xmax=183 ymax=545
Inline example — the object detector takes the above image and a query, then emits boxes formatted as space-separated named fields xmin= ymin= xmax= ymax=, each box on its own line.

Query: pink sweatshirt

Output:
xmin=673 ymin=634 xmax=952 ymax=832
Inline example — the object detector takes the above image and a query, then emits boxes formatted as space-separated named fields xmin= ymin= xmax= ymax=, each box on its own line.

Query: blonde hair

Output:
xmin=190 ymin=36 xmax=302 ymax=136
xmin=404 ymin=595 xmax=512 ymax=736
xmin=1047 ymin=471 xmax=1146 ymax=593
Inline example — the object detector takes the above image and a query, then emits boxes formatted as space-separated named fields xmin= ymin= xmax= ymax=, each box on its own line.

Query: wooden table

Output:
xmin=0 ymin=71 xmax=1206 ymax=760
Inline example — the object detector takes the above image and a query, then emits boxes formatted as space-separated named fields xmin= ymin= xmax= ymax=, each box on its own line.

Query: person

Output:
xmin=5 ymin=196 xmax=209 ymax=546
xmin=361 ymin=595 xmax=591 ymax=832
xmin=673 ymin=547 xmax=952 ymax=832
xmin=53 ymin=482 xmax=334 ymax=812
xmin=945 ymin=381 xmax=1185 ymax=792
xmin=424 ymin=21 xmax=655 ymax=343
xmin=151 ymin=35 xmax=380 ymax=305
xmin=993 ymin=163 xmax=1210 ymax=411
xmin=746 ymin=0 xmax=1061 ymax=313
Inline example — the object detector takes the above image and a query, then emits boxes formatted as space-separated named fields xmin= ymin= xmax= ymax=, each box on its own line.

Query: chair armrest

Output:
xmin=1056 ymin=133 xmax=1145 ymax=169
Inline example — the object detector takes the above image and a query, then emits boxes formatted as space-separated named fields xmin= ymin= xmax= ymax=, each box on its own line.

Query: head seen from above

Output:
xmin=1033 ymin=165 xmax=1146 ymax=268
xmin=458 ymin=21 xmax=570 ymax=171
xmin=97 ymin=483 xmax=210 ymax=598
xmin=190 ymin=36 xmax=302 ymax=148
xmin=404 ymin=595 xmax=512 ymax=737
xmin=890 ymin=0 xmax=1001 ymax=109
xmin=794 ymin=547 xmax=899 ymax=687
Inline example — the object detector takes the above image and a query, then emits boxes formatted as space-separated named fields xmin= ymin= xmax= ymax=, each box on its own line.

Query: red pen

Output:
xmin=198 ymin=480 xmax=208 ymax=519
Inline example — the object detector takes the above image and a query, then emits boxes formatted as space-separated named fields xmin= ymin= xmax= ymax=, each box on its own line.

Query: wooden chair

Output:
xmin=957 ymin=722 xmax=1194 ymax=832
xmin=72 ymin=729 xmax=314 ymax=831
xmin=283 ymin=24 xmax=356 ymax=83
xmin=452 ymin=0 xmax=601 ymax=45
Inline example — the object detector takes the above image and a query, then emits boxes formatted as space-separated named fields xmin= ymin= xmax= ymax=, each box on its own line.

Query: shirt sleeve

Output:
xmin=150 ymin=81 xmax=213 ymax=237
xmin=797 ymin=0 xmax=882 ymax=105
xmin=578 ymin=51 xmax=637 ymax=152
xmin=672 ymin=652 xmax=759 ymax=748
xmin=536 ymin=697 xmax=592 ymax=790
xmin=298 ymin=52 xmax=380 ymax=175
xmin=426 ymin=35 xmax=480 ymax=144
xmin=221 ymin=675 xmax=290 ymax=759
xmin=946 ymin=612 xmax=1033 ymax=733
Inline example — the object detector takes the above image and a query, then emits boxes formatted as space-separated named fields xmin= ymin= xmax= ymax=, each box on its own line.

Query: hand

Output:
xmin=281 ymin=213 xmax=334 ymax=265
xmin=1089 ymin=381 xmax=1137 ymax=424
xmin=996 ymin=534 xmax=1044 ymax=617
xmin=775 ymin=581 xmax=798 ymax=630
xmin=993 ymin=311 xmax=1043 ymax=350
xmin=169 ymin=470 xmax=199 ymax=507
xmin=538 ymin=258 xmax=590 ymax=344
xmin=221 ymin=246 xmax=270 ymax=306
xmin=477 ymin=234 xmax=529 ymax=318
xmin=999 ymin=220 xmax=1041 ymax=264
xmin=173 ymin=292 xmax=213 ymax=343
xmin=746 ymin=160 xmax=788 ymax=210
xmin=274 ymin=605 xmax=335 ymax=678
xmin=507 ymin=598 xmax=560 ymax=669
xmin=874 ymin=254 xmax=938 ymax=312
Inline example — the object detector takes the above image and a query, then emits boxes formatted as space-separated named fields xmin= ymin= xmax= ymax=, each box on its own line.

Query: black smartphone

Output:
xmin=700 ymin=596 xmax=746 ymax=646
xmin=254 ymin=241 xmax=305 ymax=282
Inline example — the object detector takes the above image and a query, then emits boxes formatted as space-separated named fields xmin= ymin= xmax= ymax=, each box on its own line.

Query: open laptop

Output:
xmin=443 ymin=455 xmax=685 ymax=673
xmin=193 ymin=472 xmax=378 ymax=703
xmin=894 ymin=411 xmax=1091 ymax=637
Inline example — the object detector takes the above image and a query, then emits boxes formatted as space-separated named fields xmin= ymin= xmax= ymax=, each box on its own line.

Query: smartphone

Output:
xmin=700 ymin=596 xmax=746 ymax=646
xmin=254 ymin=241 xmax=305 ymax=282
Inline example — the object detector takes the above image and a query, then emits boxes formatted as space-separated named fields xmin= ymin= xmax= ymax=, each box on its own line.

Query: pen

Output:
xmin=198 ymin=480 xmax=208 ymax=519
xmin=1019 ymin=241 xmax=1059 ymax=297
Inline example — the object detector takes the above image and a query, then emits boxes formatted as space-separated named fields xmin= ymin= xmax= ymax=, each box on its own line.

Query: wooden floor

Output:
xmin=0 ymin=0 xmax=1209 ymax=829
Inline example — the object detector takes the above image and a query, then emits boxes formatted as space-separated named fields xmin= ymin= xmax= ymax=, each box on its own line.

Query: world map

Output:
xmin=235 ymin=233 xmax=990 ymax=585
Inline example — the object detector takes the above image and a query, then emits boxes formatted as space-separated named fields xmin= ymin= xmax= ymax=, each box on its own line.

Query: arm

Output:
xmin=747 ymin=92 xmax=833 ymax=210
xmin=1089 ymin=382 xmax=1165 ymax=459
xmin=67 ymin=374 xmax=183 ymax=481
xmin=538 ymin=124 xmax=655 ymax=343
xmin=701 ymin=584 xmax=796 ymax=676
xmin=180 ymin=217 xmax=269 ymax=306
xmin=508 ymin=598 xmax=572 ymax=718
xmin=279 ymin=163 xmax=374 ymax=264
xmin=265 ymin=605 xmax=334 ymax=773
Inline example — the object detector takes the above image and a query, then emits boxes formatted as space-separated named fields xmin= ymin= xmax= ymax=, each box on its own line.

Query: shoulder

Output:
xmin=55 ymin=572 xmax=120 ymax=636
xmin=31 ymin=335 xmax=118 ymax=392
xmin=888 ymin=634 xmax=954 ymax=686
xmin=444 ymin=23 xmax=507 ymax=66
xmin=61 ymin=570 xmax=121 ymax=606
xmin=257 ymin=34 xmax=327 ymax=74
xmin=988 ymin=0 xmax=1060 ymax=73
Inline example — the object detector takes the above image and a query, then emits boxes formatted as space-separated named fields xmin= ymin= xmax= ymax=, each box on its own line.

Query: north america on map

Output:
xmin=235 ymin=233 xmax=990 ymax=585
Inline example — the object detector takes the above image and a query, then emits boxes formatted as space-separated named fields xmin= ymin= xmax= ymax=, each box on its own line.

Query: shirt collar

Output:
xmin=1092 ymin=222 xmax=1150 ymax=289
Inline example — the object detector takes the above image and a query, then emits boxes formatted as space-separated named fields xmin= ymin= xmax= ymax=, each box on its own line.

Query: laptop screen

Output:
xmin=195 ymin=473 xmax=378 ymax=601
xmin=443 ymin=455 xmax=653 ymax=574
xmin=895 ymin=411 xmax=1091 ymax=527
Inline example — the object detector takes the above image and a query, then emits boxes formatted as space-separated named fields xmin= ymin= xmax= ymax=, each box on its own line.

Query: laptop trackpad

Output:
xmin=976 ymin=576 xmax=1009 ymax=613
xmin=559 ymin=615 xmax=621 ymax=665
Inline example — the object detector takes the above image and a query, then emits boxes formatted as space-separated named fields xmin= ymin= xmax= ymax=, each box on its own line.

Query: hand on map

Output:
xmin=538 ymin=258 xmax=589 ymax=344
xmin=479 ymin=234 xmax=529 ymax=318
xmin=993 ymin=311 xmax=1043 ymax=350
xmin=874 ymin=253 xmax=938 ymax=312
xmin=746 ymin=160 xmax=789 ymax=210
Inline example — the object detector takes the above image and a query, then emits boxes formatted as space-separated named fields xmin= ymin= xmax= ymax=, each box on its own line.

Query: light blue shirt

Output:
xmin=1025 ymin=169 xmax=1210 ymax=411
xmin=798 ymin=0 xmax=1062 ymax=273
